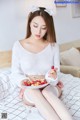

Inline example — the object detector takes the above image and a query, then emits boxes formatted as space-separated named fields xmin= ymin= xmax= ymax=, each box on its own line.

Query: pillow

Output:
xmin=60 ymin=47 xmax=80 ymax=66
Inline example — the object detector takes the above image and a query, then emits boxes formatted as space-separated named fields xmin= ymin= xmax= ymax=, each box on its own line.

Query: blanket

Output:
xmin=0 ymin=68 xmax=80 ymax=120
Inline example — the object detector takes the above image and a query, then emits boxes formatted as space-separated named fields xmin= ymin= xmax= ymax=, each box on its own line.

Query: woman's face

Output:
xmin=30 ymin=16 xmax=47 ymax=40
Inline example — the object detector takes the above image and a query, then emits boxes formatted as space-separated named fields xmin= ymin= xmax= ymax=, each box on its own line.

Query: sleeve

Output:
xmin=9 ymin=42 xmax=27 ymax=88
xmin=54 ymin=43 xmax=60 ymax=72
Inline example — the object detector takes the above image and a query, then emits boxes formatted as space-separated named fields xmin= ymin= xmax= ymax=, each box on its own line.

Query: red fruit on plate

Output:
xmin=36 ymin=80 xmax=40 ymax=82
xmin=31 ymin=81 xmax=35 ymax=84
xmin=24 ymin=81 xmax=28 ymax=86
xmin=40 ymin=80 xmax=47 ymax=85
xmin=24 ymin=81 xmax=31 ymax=86
xmin=41 ymin=82 xmax=45 ymax=85
xmin=23 ymin=79 xmax=47 ymax=87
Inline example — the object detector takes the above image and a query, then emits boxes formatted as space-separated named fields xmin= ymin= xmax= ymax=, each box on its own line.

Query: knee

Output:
xmin=25 ymin=89 xmax=41 ymax=101
xmin=42 ymin=86 xmax=49 ymax=96
xmin=25 ymin=89 xmax=38 ymax=95
xmin=42 ymin=85 xmax=60 ymax=98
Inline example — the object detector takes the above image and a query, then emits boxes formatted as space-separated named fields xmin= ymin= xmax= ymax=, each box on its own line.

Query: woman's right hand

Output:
xmin=48 ymin=68 xmax=58 ymax=79
xmin=45 ymin=67 xmax=58 ymax=86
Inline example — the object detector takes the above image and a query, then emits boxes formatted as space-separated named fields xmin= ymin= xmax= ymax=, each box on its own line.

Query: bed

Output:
xmin=0 ymin=51 xmax=80 ymax=120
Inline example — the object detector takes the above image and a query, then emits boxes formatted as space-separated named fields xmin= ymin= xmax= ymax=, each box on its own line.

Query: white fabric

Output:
xmin=60 ymin=47 xmax=80 ymax=66
xmin=26 ymin=0 xmax=56 ymax=16
xmin=27 ymin=5 xmax=55 ymax=17
xmin=34 ymin=0 xmax=56 ymax=9
xmin=0 ymin=68 xmax=14 ymax=102
xmin=10 ymin=41 xmax=60 ymax=87
xmin=0 ymin=68 xmax=80 ymax=120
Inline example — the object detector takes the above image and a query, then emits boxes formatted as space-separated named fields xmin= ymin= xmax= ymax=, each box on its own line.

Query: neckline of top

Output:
xmin=18 ymin=40 xmax=51 ymax=55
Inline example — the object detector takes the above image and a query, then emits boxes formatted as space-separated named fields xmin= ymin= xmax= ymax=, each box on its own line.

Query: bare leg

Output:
xmin=42 ymin=85 xmax=73 ymax=120
xmin=23 ymin=94 xmax=35 ymax=107
xmin=24 ymin=89 xmax=60 ymax=120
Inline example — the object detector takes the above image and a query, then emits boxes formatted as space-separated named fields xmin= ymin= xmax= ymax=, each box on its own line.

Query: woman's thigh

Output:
xmin=24 ymin=88 xmax=51 ymax=104
xmin=23 ymin=89 xmax=45 ymax=106
xmin=42 ymin=85 xmax=62 ymax=98
xmin=23 ymin=84 xmax=61 ymax=105
xmin=24 ymin=88 xmax=60 ymax=120
xmin=42 ymin=85 xmax=73 ymax=120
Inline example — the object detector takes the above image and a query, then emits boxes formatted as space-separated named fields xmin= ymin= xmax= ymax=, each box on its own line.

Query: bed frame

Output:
xmin=0 ymin=50 xmax=12 ymax=68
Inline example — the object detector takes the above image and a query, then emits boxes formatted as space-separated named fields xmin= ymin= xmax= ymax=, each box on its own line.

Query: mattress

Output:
xmin=0 ymin=68 xmax=80 ymax=120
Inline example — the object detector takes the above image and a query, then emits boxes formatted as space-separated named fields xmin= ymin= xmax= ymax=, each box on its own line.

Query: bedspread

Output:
xmin=0 ymin=68 xmax=80 ymax=120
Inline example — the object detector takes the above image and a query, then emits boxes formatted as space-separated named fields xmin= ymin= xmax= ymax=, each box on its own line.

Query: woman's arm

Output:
xmin=9 ymin=42 xmax=28 ymax=87
xmin=53 ymin=44 xmax=64 ymax=88
xmin=54 ymin=44 xmax=60 ymax=72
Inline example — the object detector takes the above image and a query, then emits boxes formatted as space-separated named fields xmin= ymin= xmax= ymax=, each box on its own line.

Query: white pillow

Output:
xmin=60 ymin=47 xmax=80 ymax=66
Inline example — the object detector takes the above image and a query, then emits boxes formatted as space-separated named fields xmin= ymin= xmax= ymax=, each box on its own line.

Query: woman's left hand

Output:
xmin=57 ymin=81 xmax=64 ymax=89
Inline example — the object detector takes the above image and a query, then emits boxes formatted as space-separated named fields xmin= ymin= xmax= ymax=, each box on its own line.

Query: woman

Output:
xmin=10 ymin=7 xmax=73 ymax=120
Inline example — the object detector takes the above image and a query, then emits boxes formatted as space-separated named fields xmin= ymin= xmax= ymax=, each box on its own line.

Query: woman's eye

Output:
xmin=33 ymin=25 xmax=47 ymax=30
xmin=33 ymin=25 xmax=38 ymax=28
xmin=42 ymin=28 xmax=47 ymax=30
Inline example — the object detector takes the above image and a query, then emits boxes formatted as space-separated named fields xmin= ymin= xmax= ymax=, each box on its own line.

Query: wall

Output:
xmin=54 ymin=5 xmax=80 ymax=44
xmin=0 ymin=0 xmax=80 ymax=50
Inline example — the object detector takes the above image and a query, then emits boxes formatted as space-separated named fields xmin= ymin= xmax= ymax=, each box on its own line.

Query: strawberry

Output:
xmin=24 ymin=81 xmax=31 ymax=86
xmin=23 ymin=81 xmax=28 ymax=86
xmin=23 ymin=79 xmax=47 ymax=86
xmin=40 ymin=79 xmax=47 ymax=84
xmin=51 ymin=66 xmax=54 ymax=69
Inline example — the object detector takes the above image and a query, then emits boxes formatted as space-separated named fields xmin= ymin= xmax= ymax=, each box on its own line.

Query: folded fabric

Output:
xmin=60 ymin=47 xmax=80 ymax=66
xmin=0 ymin=69 xmax=15 ymax=102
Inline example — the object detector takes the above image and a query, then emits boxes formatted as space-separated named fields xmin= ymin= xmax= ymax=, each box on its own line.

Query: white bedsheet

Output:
xmin=0 ymin=68 xmax=80 ymax=120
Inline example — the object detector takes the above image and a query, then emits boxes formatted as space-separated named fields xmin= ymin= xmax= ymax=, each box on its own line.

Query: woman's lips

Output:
xmin=35 ymin=34 xmax=40 ymax=38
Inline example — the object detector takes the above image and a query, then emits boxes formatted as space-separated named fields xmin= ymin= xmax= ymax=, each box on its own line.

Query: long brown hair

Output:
xmin=25 ymin=7 xmax=56 ymax=43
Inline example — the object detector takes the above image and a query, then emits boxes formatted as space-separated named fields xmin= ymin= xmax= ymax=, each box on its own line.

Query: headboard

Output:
xmin=59 ymin=40 xmax=80 ymax=52
xmin=0 ymin=50 xmax=12 ymax=68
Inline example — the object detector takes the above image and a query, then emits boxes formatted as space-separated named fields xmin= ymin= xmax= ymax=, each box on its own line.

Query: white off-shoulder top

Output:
xmin=10 ymin=40 xmax=60 ymax=87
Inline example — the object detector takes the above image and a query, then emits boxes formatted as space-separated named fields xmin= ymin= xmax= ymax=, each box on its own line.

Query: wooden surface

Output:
xmin=0 ymin=50 xmax=12 ymax=68
xmin=59 ymin=39 xmax=80 ymax=52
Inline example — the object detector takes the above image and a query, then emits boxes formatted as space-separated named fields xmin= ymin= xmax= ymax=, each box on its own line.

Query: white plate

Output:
xmin=22 ymin=83 xmax=49 ymax=89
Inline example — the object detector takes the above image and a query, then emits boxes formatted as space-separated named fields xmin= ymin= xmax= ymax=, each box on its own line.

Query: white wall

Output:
xmin=0 ymin=1 xmax=19 ymax=51
xmin=0 ymin=0 xmax=80 ymax=50
xmin=54 ymin=5 xmax=80 ymax=44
